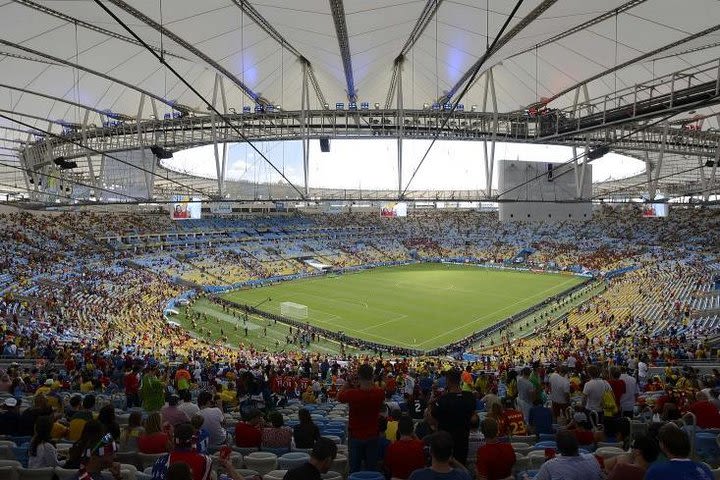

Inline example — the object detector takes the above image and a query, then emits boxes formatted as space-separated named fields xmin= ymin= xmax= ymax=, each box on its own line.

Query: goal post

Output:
xmin=280 ymin=301 xmax=308 ymax=320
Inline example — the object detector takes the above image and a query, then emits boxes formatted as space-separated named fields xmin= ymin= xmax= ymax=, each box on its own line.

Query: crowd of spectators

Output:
xmin=0 ymin=206 xmax=719 ymax=479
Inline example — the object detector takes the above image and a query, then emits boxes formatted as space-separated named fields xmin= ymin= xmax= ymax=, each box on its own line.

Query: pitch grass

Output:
xmin=221 ymin=263 xmax=585 ymax=351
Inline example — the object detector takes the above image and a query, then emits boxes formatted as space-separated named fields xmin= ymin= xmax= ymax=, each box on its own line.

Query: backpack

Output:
xmin=601 ymin=386 xmax=618 ymax=417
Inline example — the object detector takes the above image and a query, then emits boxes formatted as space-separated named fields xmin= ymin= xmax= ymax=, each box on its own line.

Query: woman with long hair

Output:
xmin=137 ymin=411 xmax=171 ymax=454
xmin=28 ymin=415 xmax=60 ymax=468
xmin=64 ymin=420 xmax=104 ymax=470
xmin=98 ymin=404 xmax=121 ymax=440
xmin=119 ymin=411 xmax=144 ymax=452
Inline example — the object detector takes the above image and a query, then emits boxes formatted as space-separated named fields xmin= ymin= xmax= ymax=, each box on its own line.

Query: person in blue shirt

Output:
xmin=408 ymin=431 xmax=470 ymax=480
xmin=528 ymin=398 xmax=554 ymax=435
xmin=645 ymin=423 xmax=714 ymax=480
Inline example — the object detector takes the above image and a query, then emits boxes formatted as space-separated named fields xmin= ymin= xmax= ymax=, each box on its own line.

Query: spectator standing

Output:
xmin=338 ymin=363 xmax=385 ymax=472
xmin=582 ymin=366 xmax=609 ymax=427
xmin=124 ymin=366 xmax=141 ymax=409
xmin=140 ymin=365 xmax=166 ymax=413
xmin=619 ymin=367 xmax=639 ymax=417
xmin=548 ymin=366 xmax=570 ymax=420
xmin=431 ymin=368 xmax=476 ymax=465
xmin=528 ymin=398 xmax=554 ymax=435
xmin=516 ymin=368 xmax=535 ymax=421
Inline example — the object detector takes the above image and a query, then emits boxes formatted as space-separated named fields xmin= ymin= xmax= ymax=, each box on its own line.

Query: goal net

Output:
xmin=280 ymin=301 xmax=308 ymax=320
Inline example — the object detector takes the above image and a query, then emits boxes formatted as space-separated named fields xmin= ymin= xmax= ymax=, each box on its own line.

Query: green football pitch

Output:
xmin=221 ymin=263 xmax=584 ymax=351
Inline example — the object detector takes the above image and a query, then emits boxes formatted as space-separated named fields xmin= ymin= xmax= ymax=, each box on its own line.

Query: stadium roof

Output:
xmin=0 ymin=0 xmax=719 ymax=203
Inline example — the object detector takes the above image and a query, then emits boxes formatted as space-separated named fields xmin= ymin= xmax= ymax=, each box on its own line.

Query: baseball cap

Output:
xmin=3 ymin=398 xmax=18 ymax=407
xmin=44 ymin=379 xmax=54 ymax=386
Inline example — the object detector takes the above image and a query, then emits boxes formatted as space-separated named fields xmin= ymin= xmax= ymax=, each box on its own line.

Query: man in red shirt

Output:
xmin=608 ymin=367 xmax=626 ymax=411
xmin=385 ymin=415 xmax=426 ymax=479
xmin=338 ymin=363 xmax=385 ymax=472
xmin=234 ymin=408 xmax=263 ymax=448
xmin=687 ymin=391 xmax=720 ymax=428
xmin=476 ymin=417 xmax=516 ymax=480
xmin=124 ymin=365 xmax=140 ymax=409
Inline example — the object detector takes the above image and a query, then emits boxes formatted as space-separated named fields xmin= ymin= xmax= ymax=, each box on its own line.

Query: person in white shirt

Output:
xmin=178 ymin=389 xmax=200 ymax=419
xmin=196 ymin=391 xmax=226 ymax=446
xmin=619 ymin=368 xmax=639 ymax=417
xmin=637 ymin=359 xmax=648 ymax=389
xmin=28 ymin=416 xmax=60 ymax=468
xmin=549 ymin=365 xmax=571 ymax=420
xmin=582 ymin=365 xmax=610 ymax=421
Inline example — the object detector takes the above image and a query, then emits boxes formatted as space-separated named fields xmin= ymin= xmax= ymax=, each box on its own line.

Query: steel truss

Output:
xmin=16 ymin=57 xmax=720 ymax=202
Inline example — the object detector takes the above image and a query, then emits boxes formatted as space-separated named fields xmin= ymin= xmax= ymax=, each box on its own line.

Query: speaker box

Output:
xmin=320 ymin=138 xmax=330 ymax=152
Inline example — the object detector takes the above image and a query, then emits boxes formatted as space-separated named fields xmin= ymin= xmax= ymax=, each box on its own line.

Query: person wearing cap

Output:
xmin=151 ymin=422 xmax=212 ymax=480
xmin=35 ymin=377 xmax=56 ymax=397
xmin=162 ymin=394 xmax=190 ymax=427
xmin=533 ymin=430 xmax=603 ymax=480
xmin=283 ymin=437 xmax=338 ymax=480
xmin=0 ymin=396 xmax=21 ymax=436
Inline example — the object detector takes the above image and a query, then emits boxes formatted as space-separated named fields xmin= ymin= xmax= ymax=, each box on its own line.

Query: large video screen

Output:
xmin=381 ymin=202 xmax=407 ymax=218
xmin=170 ymin=195 xmax=202 ymax=220
xmin=642 ymin=203 xmax=668 ymax=218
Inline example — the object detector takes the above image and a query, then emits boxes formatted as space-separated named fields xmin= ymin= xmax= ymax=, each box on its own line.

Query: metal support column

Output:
xmin=647 ymin=124 xmax=668 ymax=200
xmin=136 ymin=93 xmax=152 ymax=199
xmin=301 ymin=62 xmax=310 ymax=196
xmin=709 ymin=141 xmax=720 ymax=201
xmin=396 ymin=57 xmax=404 ymax=197
xmin=482 ymin=69 xmax=498 ymax=198
xmin=81 ymin=110 xmax=97 ymax=192
xmin=21 ymin=133 xmax=35 ymax=199
xmin=211 ymin=74 xmax=225 ymax=197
